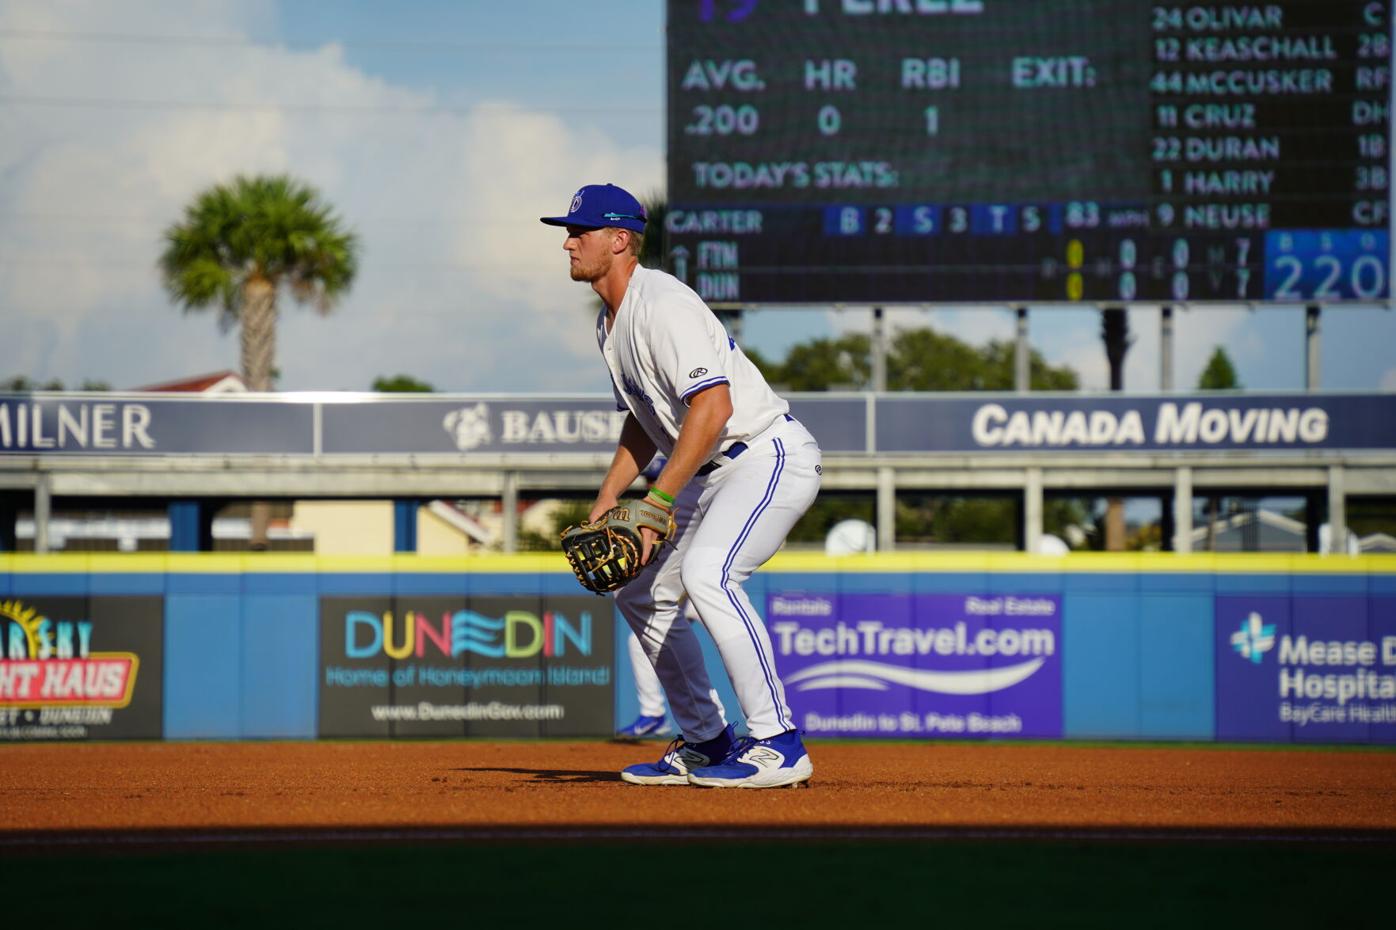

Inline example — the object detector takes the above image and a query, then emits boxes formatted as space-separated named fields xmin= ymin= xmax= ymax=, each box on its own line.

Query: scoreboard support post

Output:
xmin=1306 ymin=305 xmax=1323 ymax=391
xmin=871 ymin=306 xmax=887 ymax=392
xmin=1014 ymin=307 xmax=1030 ymax=392
xmin=1160 ymin=305 xmax=1175 ymax=392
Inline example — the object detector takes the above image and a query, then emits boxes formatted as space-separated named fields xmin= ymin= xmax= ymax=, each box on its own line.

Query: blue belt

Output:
xmin=695 ymin=414 xmax=794 ymax=477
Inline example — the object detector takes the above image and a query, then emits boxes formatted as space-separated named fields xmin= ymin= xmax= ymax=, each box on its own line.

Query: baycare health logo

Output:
xmin=442 ymin=402 xmax=626 ymax=451
xmin=0 ymin=600 xmax=138 ymax=708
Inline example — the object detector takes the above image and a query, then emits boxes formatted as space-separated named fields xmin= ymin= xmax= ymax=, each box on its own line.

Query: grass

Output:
xmin=11 ymin=838 xmax=1393 ymax=928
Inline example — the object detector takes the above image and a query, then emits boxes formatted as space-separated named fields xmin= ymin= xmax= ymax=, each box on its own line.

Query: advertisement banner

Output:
xmin=768 ymin=591 xmax=1061 ymax=739
xmin=0 ymin=394 xmax=313 ymax=455
xmin=877 ymin=393 xmax=1396 ymax=453
xmin=318 ymin=594 xmax=614 ymax=738
xmin=321 ymin=398 xmax=629 ymax=455
xmin=6 ymin=392 xmax=1395 ymax=457
xmin=1215 ymin=595 xmax=1396 ymax=744
xmin=0 ymin=596 xmax=164 ymax=740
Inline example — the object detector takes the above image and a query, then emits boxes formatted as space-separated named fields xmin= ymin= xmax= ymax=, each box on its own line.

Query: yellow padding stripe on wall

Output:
xmin=2 ymin=552 xmax=1395 ymax=575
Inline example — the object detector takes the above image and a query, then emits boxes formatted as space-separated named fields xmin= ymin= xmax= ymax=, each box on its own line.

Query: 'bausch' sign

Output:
xmin=876 ymin=394 xmax=1396 ymax=453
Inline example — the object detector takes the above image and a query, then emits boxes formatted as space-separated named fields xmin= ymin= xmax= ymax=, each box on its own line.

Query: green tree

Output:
xmin=1195 ymin=347 xmax=1241 ymax=550
xmin=1197 ymin=347 xmax=1241 ymax=390
xmin=765 ymin=327 xmax=1084 ymax=548
xmin=776 ymin=333 xmax=872 ymax=390
xmin=372 ymin=375 xmax=434 ymax=393
xmin=161 ymin=175 xmax=357 ymax=549
xmin=3 ymin=375 xmax=65 ymax=391
xmin=637 ymin=193 xmax=667 ymax=270
xmin=160 ymin=175 xmax=358 ymax=392
xmin=766 ymin=326 xmax=1079 ymax=392
xmin=1 ymin=376 xmax=109 ymax=391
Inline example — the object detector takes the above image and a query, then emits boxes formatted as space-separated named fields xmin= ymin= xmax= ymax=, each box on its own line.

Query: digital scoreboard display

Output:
xmin=665 ymin=1 xmax=1394 ymax=305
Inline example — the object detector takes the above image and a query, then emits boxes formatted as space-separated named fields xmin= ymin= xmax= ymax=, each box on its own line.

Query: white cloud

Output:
xmin=1382 ymin=367 xmax=1396 ymax=391
xmin=0 ymin=0 xmax=661 ymax=391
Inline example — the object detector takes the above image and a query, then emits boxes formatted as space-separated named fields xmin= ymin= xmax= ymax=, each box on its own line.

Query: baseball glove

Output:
xmin=560 ymin=499 xmax=677 ymax=594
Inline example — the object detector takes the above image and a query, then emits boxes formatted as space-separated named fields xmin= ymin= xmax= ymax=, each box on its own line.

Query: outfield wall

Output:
xmin=2 ymin=554 xmax=1394 ymax=744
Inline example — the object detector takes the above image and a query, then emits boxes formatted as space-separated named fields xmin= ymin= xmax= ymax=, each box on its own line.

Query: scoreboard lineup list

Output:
xmin=664 ymin=0 xmax=1394 ymax=306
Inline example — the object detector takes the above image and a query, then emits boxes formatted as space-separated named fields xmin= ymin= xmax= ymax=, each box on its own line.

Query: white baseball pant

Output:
xmin=615 ymin=419 xmax=821 ymax=741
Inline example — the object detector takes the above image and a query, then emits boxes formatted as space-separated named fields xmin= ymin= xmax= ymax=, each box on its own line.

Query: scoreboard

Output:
xmin=664 ymin=0 xmax=1394 ymax=305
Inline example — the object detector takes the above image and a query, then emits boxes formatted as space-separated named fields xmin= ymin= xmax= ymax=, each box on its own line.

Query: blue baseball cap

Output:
xmin=540 ymin=183 xmax=647 ymax=233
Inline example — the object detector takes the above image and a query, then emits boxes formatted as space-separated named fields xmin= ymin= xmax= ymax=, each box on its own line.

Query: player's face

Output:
xmin=564 ymin=226 xmax=616 ymax=282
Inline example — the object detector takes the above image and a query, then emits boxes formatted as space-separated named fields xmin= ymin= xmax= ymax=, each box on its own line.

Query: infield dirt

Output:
xmin=2 ymin=740 xmax=1394 ymax=840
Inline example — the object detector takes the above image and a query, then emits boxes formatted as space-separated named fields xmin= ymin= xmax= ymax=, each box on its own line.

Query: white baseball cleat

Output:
xmin=686 ymin=730 xmax=813 ymax=789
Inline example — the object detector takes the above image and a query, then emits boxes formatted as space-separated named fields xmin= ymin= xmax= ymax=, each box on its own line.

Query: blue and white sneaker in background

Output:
xmin=620 ymin=724 xmax=736 ymax=786
xmin=615 ymin=714 xmax=671 ymax=739
xmin=687 ymin=730 xmax=813 ymax=789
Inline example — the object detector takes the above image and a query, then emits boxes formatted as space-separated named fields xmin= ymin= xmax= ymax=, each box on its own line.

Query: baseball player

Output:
xmin=541 ymin=183 xmax=822 ymax=788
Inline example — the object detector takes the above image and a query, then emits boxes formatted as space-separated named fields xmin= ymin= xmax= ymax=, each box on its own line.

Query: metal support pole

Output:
xmin=34 ymin=475 xmax=51 ymax=554
xmin=1327 ymin=465 xmax=1347 ymax=556
xmin=501 ymin=472 xmax=518 ymax=553
xmin=169 ymin=500 xmax=214 ymax=552
xmin=1015 ymin=306 xmax=1030 ymax=392
xmin=871 ymin=306 xmax=887 ymax=392
xmin=1160 ymin=305 xmax=1175 ymax=391
xmin=1023 ymin=467 xmax=1043 ymax=553
xmin=0 ymin=495 xmax=16 ymax=552
xmin=1306 ymin=304 xmax=1321 ymax=391
xmin=393 ymin=500 xmax=419 ymax=553
xmin=1173 ymin=466 xmax=1193 ymax=554
xmin=876 ymin=465 xmax=896 ymax=553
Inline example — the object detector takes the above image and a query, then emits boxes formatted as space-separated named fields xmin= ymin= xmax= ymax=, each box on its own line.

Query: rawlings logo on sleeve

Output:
xmin=688 ymin=367 xmax=708 ymax=378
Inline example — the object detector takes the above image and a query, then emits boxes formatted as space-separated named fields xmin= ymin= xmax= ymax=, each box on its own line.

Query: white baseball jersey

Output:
xmin=597 ymin=266 xmax=788 ymax=462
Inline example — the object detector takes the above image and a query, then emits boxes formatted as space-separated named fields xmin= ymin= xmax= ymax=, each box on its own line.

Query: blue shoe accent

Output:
xmin=616 ymin=714 xmax=671 ymax=739
xmin=687 ymin=730 xmax=813 ymax=789
xmin=621 ymin=724 xmax=735 ymax=786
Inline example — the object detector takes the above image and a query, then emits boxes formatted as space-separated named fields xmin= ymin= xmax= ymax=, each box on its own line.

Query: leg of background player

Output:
xmin=615 ymin=630 xmax=670 ymax=738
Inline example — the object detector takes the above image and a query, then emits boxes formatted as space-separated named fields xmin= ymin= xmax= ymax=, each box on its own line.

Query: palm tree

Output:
xmin=160 ymin=175 xmax=357 ymax=548
xmin=160 ymin=174 xmax=358 ymax=391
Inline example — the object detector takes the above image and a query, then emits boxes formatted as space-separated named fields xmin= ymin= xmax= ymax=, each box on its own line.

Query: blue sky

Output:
xmin=2 ymin=0 xmax=1393 ymax=394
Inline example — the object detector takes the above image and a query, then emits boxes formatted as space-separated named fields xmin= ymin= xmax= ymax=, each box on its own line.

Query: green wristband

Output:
xmin=647 ymin=487 xmax=675 ymax=506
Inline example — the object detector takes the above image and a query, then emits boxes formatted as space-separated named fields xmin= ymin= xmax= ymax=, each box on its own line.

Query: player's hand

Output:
xmin=588 ymin=494 xmax=619 ymax=524
xmin=639 ymin=526 xmax=659 ymax=565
